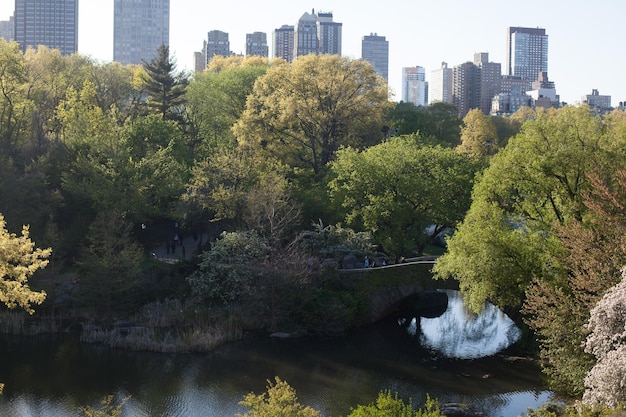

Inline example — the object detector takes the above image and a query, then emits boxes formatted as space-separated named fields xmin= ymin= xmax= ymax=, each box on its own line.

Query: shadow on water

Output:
xmin=0 ymin=290 xmax=552 ymax=417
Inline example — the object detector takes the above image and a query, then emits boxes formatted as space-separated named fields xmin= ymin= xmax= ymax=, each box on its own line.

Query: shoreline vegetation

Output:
xmin=0 ymin=260 xmax=462 ymax=354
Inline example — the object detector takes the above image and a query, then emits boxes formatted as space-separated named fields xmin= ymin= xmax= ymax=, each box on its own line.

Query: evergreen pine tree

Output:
xmin=142 ymin=45 xmax=188 ymax=123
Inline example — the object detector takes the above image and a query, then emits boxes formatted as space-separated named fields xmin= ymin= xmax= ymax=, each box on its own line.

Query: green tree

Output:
xmin=420 ymin=102 xmax=462 ymax=146
xmin=184 ymin=147 xmax=264 ymax=227
xmin=186 ymin=58 xmax=268 ymax=155
xmin=89 ymin=61 xmax=143 ymax=123
xmin=346 ymin=391 xmax=443 ymax=417
xmin=434 ymin=106 xmax=612 ymax=313
xmin=234 ymin=54 xmax=392 ymax=178
xmin=186 ymin=230 xmax=269 ymax=305
xmin=0 ymin=213 xmax=50 ymax=314
xmin=243 ymin=170 xmax=302 ymax=245
xmin=329 ymin=135 xmax=481 ymax=257
xmin=23 ymin=45 xmax=92 ymax=152
xmin=385 ymin=102 xmax=462 ymax=146
xmin=583 ymin=268 xmax=626 ymax=407
xmin=523 ymin=167 xmax=626 ymax=395
xmin=490 ymin=114 xmax=522 ymax=148
xmin=385 ymin=101 xmax=423 ymax=137
xmin=76 ymin=210 xmax=143 ymax=315
xmin=58 ymin=83 xmax=186 ymax=223
xmin=297 ymin=221 xmax=375 ymax=263
xmin=237 ymin=377 xmax=319 ymax=417
xmin=457 ymin=109 xmax=499 ymax=158
xmin=141 ymin=45 xmax=188 ymax=123
xmin=0 ymin=39 xmax=32 ymax=155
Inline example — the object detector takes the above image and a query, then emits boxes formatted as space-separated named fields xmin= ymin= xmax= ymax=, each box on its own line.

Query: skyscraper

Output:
xmin=14 ymin=0 xmax=78 ymax=55
xmin=429 ymin=62 xmax=453 ymax=104
xmin=506 ymin=27 xmax=548 ymax=86
xmin=194 ymin=40 xmax=207 ymax=72
xmin=246 ymin=32 xmax=268 ymax=58
xmin=293 ymin=9 xmax=342 ymax=58
xmin=273 ymin=24 xmax=294 ymax=62
xmin=402 ymin=66 xmax=428 ymax=107
xmin=0 ymin=15 xmax=14 ymax=41
xmin=317 ymin=11 xmax=341 ymax=55
xmin=114 ymin=0 xmax=170 ymax=65
xmin=474 ymin=52 xmax=501 ymax=115
xmin=294 ymin=11 xmax=318 ymax=57
xmin=361 ymin=33 xmax=388 ymax=81
xmin=452 ymin=61 xmax=481 ymax=117
xmin=206 ymin=30 xmax=230 ymax=63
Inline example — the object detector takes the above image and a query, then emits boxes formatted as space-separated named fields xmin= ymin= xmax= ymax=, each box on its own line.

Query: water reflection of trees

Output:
xmin=406 ymin=290 xmax=521 ymax=358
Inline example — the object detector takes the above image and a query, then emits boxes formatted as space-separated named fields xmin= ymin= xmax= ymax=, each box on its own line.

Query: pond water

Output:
xmin=0 ymin=290 xmax=553 ymax=417
xmin=410 ymin=290 xmax=522 ymax=359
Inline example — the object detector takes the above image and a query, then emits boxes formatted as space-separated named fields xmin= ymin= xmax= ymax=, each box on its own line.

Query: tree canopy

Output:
xmin=434 ymin=106 xmax=614 ymax=313
xmin=456 ymin=109 xmax=499 ymax=158
xmin=141 ymin=45 xmax=188 ymax=123
xmin=234 ymin=54 xmax=392 ymax=178
xmin=0 ymin=213 xmax=50 ymax=314
xmin=329 ymin=135 xmax=481 ymax=257
xmin=237 ymin=377 xmax=319 ymax=417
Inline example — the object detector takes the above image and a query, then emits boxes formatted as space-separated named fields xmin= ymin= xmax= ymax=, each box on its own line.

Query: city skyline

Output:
xmin=113 ymin=0 xmax=170 ymax=65
xmin=1 ymin=0 xmax=624 ymax=105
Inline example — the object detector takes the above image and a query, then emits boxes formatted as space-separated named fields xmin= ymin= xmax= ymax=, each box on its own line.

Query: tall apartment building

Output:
xmin=582 ymin=89 xmax=611 ymax=112
xmin=506 ymin=26 xmax=548 ymax=87
xmin=293 ymin=9 xmax=342 ymax=58
xmin=474 ymin=53 xmax=501 ymax=115
xmin=246 ymin=32 xmax=268 ymax=58
xmin=402 ymin=66 xmax=428 ymax=107
xmin=206 ymin=30 xmax=230 ymax=64
xmin=14 ymin=0 xmax=78 ymax=55
xmin=429 ymin=62 xmax=453 ymax=104
xmin=492 ymin=73 xmax=532 ymax=115
xmin=452 ymin=61 xmax=481 ymax=117
xmin=0 ymin=16 xmax=14 ymax=41
xmin=294 ymin=11 xmax=318 ymax=57
xmin=273 ymin=24 xmax=294 ymax=62
xmin=361 ymin=33 xmax=389 ymax=81
xmin=317 ymin=11 xmax=341 ymax=55
xmin=194 ymin=40 xmax=207 ymax=72
xmin=114 ymin=0 xmax=170 ymax=65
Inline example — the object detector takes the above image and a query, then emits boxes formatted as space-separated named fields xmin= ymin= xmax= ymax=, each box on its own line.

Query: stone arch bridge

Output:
xmin=338 ymin=257 xmax=459 ymax=323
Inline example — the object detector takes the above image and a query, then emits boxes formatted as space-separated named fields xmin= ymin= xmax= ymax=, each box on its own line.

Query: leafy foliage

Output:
xmin=385 ymin=102 xmax=462 ymax=147
xmin=0 ymin=213 xmax=50 ymax=314
xmin=329 ymin=135 xmax=481 ymax=257
xmin=234 ymin=54 xmax=391 ymax=177
xmin=524 ymin=168 xmax=626 ymax=395
xmin=346 ymin=391 xmax=443 ymax=417
xmin=186 ymin=57 xmax=269 ymax=155
xmin=435 ymin=106 xmax=613 ymax=314
xmin=76 ymin=210 xmax=143 ymax=315
xmin=298 ymin=221 xmax=375 ymax=262
xmin=457 ymin=109 xmax=499 ymax=158
xmin=582 ymin=268 xmax=626 ymax=407
xmin=237 ymin=377 xmax=319 ymax=417
xmin=186 ymin=231 xmax=269 ymax=305
xmin=141 ymin=45 xmax=188 ymax=123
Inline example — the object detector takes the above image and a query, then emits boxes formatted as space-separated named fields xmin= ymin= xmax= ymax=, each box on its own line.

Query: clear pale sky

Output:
xmin=2 ymin=0 xmax=625 ymax=105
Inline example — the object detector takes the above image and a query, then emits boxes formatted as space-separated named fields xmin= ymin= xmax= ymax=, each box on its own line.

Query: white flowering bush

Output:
xmin=582 ymin=267 xmax=626 ymax=407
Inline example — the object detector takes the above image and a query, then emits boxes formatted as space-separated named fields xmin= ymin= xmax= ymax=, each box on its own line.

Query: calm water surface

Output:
xmin=0 ymin=290 xmax=552 ymax=417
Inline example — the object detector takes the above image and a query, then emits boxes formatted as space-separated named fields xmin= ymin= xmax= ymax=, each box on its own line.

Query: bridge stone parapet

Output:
xmin=337 ymin=258 xmax=459 ymax=323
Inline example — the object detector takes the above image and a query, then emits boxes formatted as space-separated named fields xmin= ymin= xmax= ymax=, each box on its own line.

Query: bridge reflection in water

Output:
xmin=401 ymin=289 xmax=521 ymax=359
